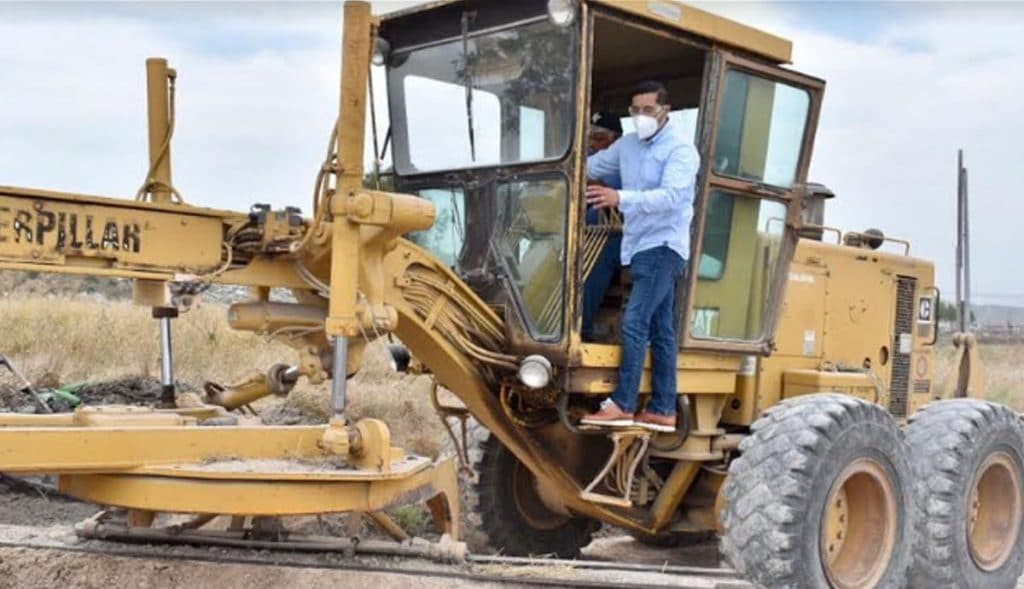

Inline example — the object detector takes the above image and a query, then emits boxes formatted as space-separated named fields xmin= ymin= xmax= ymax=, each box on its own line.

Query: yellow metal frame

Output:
xmin=380 ymin=0 xmax=792 ymax=63
xmin=0 ymin=185 xmax=311 ymax=289
xmin=587 ymin=0 xmax=791 ymax=63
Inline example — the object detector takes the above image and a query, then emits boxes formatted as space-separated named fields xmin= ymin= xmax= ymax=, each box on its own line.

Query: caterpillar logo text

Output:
xmin=0 ymin=204 xmax=142 ymax=253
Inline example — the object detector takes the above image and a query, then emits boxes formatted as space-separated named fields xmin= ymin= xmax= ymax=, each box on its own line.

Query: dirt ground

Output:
xmin=0 ymin=376 xmax=196 ymax=413
xmin=0 ymin=546 xmax=513 ymax=589
xmin=0 ymin=477 xmax=97 ymax=527
xmin=0 ymin=472 xmax=733 ymax=588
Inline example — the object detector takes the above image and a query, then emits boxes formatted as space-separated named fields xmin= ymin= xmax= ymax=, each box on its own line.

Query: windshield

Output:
xmin=388 ymin=17 xmax=576 ymax=175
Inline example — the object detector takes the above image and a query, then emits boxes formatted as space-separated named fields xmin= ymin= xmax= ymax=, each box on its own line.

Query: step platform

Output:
xmin=577 ymin=426 xmax=653 ymax=507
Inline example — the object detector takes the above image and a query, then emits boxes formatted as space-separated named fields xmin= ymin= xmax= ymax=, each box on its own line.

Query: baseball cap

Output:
xmin=590 ymin=111 xmax=623 ymax=136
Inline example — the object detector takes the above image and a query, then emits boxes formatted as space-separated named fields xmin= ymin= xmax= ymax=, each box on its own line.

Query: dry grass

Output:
xmin=958 ymin=344 xmax=1024 ymax=410
xmin=0 ymin=295 xmax=445 ymax=457
xmin=933 ymin=340 xmax=1024 ymax=409
xmin=0 ymin=297 xmax=289 ymax=387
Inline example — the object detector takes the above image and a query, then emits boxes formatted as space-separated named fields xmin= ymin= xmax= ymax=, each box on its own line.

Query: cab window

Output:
xmin=713 ymin=70 xmax=810 ymax=188
xmin=407 ymin=187 xmax=466 ymax=269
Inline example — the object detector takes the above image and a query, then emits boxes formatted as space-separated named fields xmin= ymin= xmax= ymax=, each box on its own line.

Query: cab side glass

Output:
xmin=697 ymin=191 xmax=734 ymax=281
xmin=713 ymin=70 xmax=810 ymax=188
xmin=690 ymin=191 xmax=787 ymax=341
xmin=408 ymin=188 xmax=466 ymax=269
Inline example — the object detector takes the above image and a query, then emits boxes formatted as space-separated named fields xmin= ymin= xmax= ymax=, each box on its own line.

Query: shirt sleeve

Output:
xmin=617 ymin=143 xmax=700 ymax=216
xmin=586 ymin=139 xmax=622 ymax=182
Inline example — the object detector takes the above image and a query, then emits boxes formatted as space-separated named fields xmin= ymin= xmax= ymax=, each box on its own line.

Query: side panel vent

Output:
xmin=889 ymin=276 xmax=917 ymax=418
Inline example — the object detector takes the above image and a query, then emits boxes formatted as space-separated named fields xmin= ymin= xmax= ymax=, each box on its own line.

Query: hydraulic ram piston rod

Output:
xmin=160 ymin=318 xmax=173 ymax=387
xmin=331 ymin=336 xmax=348 ymax=418
xmin=153 ymin=306 xmax=178 ymax=406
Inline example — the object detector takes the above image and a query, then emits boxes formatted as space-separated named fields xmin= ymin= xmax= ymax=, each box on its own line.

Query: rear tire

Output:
xmin=906 ymin=399 xmax=1024 ymax=589
xmin=721 ymin=394 xmax=913 ymax=589
xmin=473 ymin=433 xmax=597 ymax=557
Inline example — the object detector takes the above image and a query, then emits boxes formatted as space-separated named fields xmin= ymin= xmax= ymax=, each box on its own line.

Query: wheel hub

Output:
xmin=511 ymin=460 xmax=570 ymax=531
xmin=821 ymin=458 xmax=897 ymax=589
xmin=967 ymin=451 xmax=1023 ymax=571
xmin=824 ymin=487 xmax=849 ymax=562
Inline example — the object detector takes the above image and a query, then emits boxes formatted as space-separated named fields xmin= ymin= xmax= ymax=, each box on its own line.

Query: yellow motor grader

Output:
xmin=0 ymin=1 xmax=1018 ymax=588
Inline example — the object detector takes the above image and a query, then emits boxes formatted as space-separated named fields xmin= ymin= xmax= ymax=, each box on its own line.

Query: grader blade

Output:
xmin=0 ymin=407 xmax=461 ymax=544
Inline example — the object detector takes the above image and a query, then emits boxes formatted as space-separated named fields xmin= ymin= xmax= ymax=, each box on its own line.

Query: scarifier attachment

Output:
xmin=76 ymin=510 xmax=468 ymax=563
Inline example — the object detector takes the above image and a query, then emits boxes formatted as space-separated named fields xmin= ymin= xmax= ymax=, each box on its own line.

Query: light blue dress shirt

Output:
xmin=586 ymin=118 xmax=700 ymax=266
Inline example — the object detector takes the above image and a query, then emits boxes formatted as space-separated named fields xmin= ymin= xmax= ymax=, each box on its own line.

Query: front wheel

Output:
xmin=472 ymin=433 xmax=597 ymax=557
xmin=906 ymin=399 xmax=1024 ymax=588
xmin=720 ymin=394 xmax=913 ymax=588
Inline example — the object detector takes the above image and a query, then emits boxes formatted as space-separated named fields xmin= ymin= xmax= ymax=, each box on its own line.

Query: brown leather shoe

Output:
xmin=635 ymin=411 xmax=676 ymax=433
xmin=580 ymin=400 xmax=635 ymax=427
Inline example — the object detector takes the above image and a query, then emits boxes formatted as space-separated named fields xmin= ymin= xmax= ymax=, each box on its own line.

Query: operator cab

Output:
xmin=377 ymin=0 xmax=823 ymax=360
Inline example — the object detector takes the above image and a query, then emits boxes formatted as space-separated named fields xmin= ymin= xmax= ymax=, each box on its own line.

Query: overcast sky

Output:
xmin=1 ymin=1 xmax=1022 ymax=304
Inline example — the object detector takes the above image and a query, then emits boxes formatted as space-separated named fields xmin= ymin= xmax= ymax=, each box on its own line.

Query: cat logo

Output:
xmin=918 ymin=297 xmax=933 ymax=323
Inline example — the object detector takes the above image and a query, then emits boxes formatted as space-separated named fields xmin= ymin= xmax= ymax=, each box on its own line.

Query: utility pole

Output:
xmin=956 ymin=150 xmax=963 ymax=332
xmin=956 ymin=149 xmax=972 ymax=332
xmin=945 ymin=148 xmax=983 ymax=399
xmin=963 ymin=156 xmax=972 ymax=329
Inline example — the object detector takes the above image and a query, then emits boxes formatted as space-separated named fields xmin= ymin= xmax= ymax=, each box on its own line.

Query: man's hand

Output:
xmin=586 ymin=185 xmax=620 ymax=209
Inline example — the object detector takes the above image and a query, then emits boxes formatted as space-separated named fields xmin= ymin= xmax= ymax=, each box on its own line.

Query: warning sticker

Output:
xmin=899 ymin=333 xmax=913 ymax=355
xmin=803 ymin=330 xmax=816 ymax=356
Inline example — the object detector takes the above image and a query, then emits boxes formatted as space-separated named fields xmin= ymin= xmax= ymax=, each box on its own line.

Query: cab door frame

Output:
xmin=680 ymin=52 xmax=826 ymax=355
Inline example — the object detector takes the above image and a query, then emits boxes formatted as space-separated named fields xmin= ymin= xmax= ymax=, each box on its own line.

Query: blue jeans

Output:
xmin=582 ymin=237 xmax=621 ymax=340
xmin=611 ymin=246 xmax=686 ymax=416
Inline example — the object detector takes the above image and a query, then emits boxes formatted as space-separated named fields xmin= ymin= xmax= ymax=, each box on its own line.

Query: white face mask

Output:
xmin=632 ymin=114 xmax=660 ymax=140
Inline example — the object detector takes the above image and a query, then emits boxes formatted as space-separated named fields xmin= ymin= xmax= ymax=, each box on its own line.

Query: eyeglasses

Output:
xmin=628 ymin=105 xmax=664 ymax=117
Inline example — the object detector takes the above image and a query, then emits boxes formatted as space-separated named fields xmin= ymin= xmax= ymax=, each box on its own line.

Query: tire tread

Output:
xmin=906 ymin=399 xmax=1024 ymax=588
xmin=471 ymin=428 xmax=595 ymax=557
xmin=721 ymin=394 xmax=911 ymax=589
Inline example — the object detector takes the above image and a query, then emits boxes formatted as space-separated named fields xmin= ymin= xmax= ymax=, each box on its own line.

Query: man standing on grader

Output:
xmin=582 ymin=80 xmax=700 ymax=433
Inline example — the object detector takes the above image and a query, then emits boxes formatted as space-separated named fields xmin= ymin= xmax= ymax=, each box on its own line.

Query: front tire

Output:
xmin=473 ymin=433 xmax=597 ymax=557
xmin=721 ymin=394 xmax=913 ymax=589
xmin=906 ymin=399 xmax=1024 ymax=588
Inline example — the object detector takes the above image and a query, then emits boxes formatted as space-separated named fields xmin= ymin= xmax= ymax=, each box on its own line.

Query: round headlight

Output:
xmin=518 ymin=355 xmax=552 ymax=389
xmin=547 ymin=0 xmax=576 ymax=27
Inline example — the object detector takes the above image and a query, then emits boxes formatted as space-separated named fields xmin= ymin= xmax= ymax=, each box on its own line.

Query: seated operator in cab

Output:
xmin=582 ymin=111 xmax=623 ymax=341
xmin=580 ymin=81 xmax=700 ymax=433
